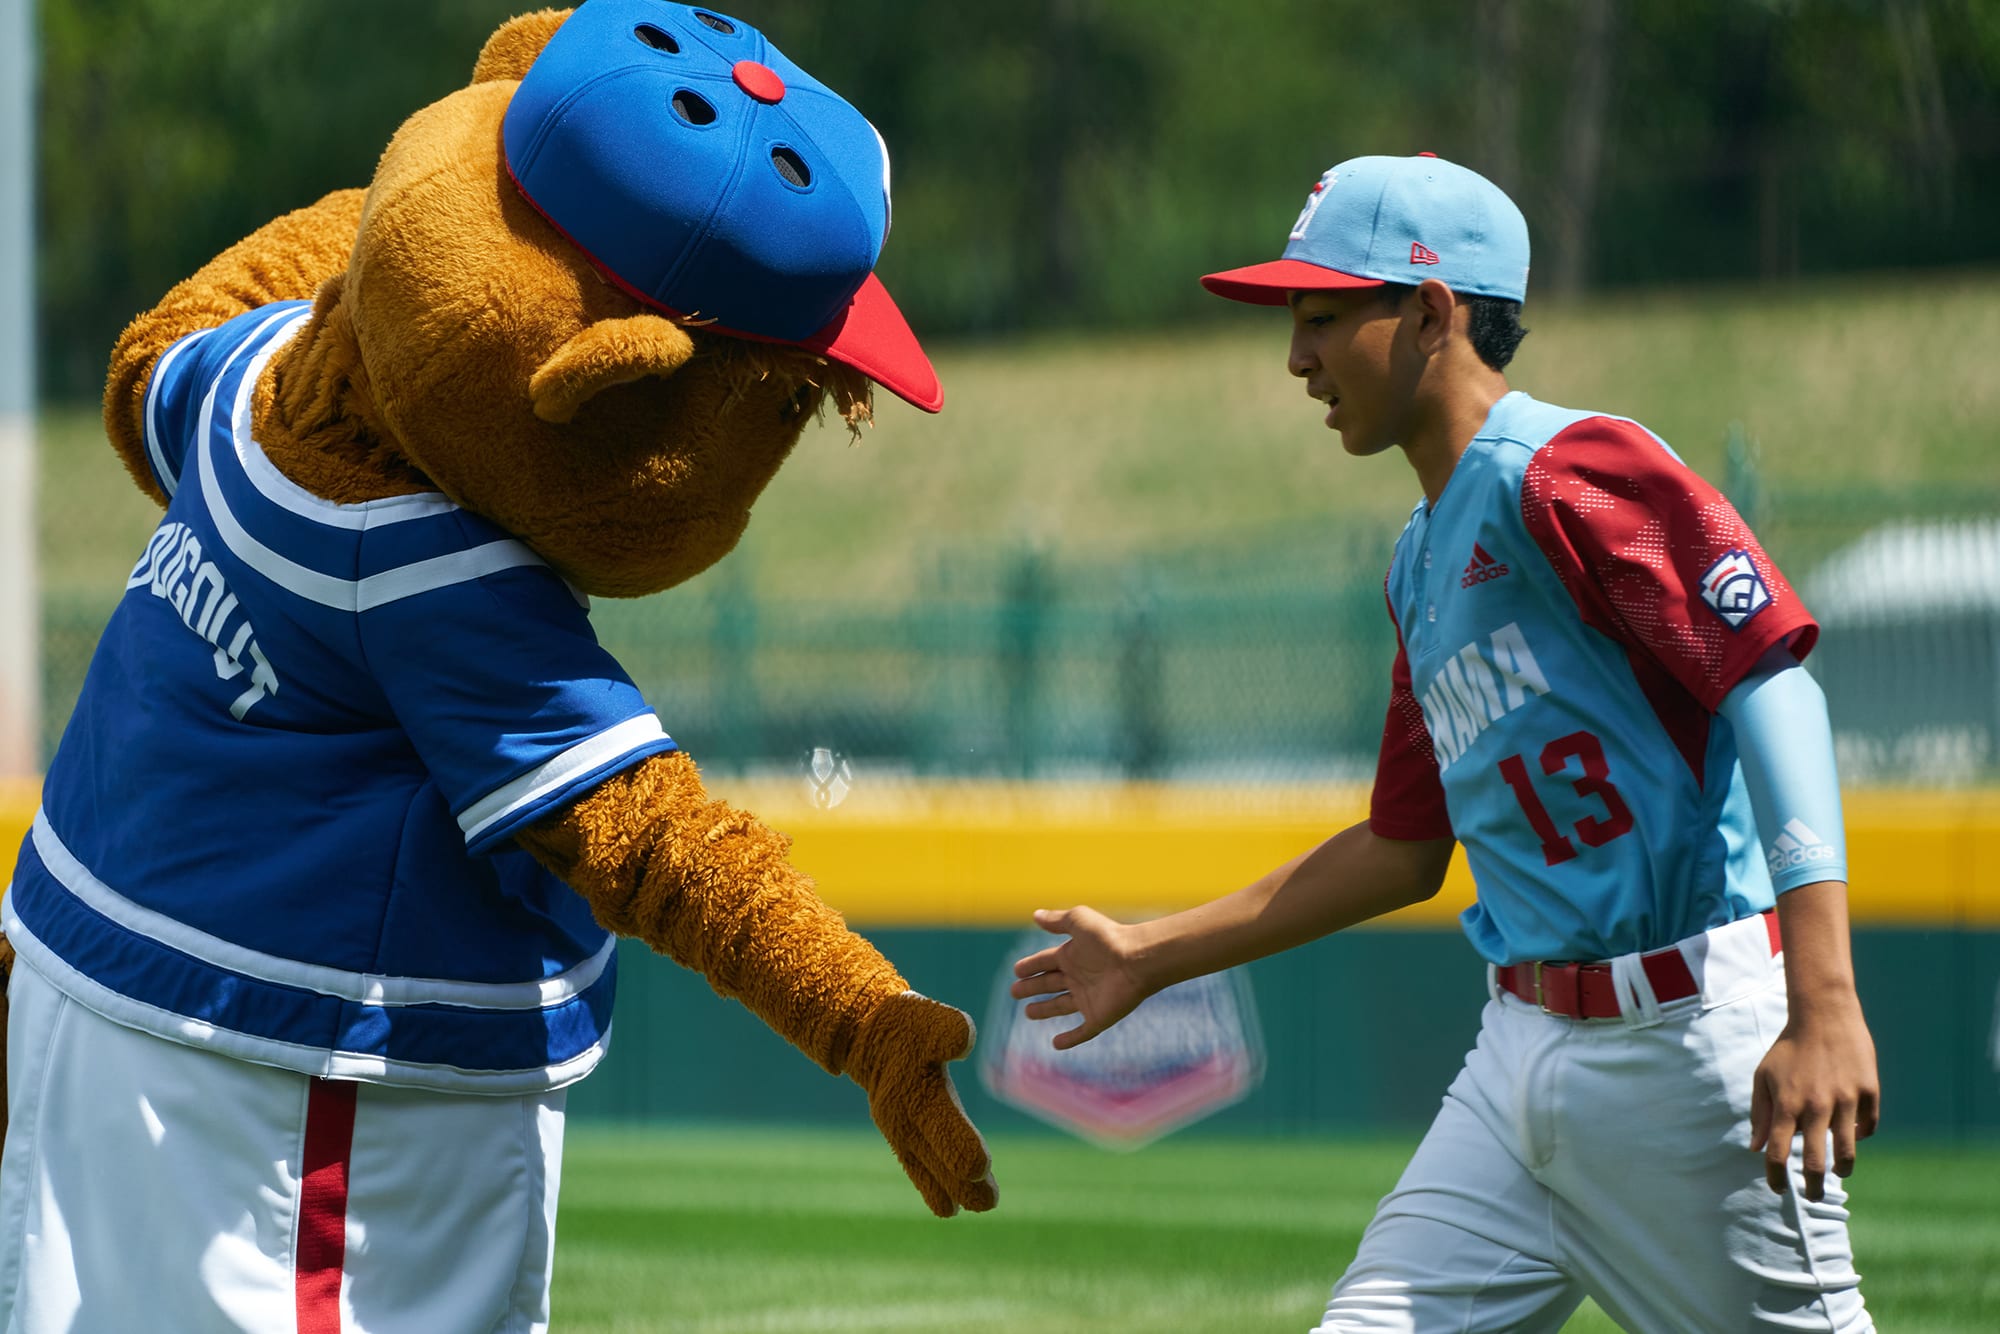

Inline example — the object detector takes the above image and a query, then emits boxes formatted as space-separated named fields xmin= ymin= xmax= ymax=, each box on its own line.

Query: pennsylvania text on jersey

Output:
xmin=1418 ymin=620 xmax=1550 ymax=772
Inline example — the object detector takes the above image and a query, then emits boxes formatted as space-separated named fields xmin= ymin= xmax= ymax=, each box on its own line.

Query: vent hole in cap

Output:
xmin=633 ymin=24 xmax=679 ymax=53
xmin=672 ymin=89 xmax=717 ymax=126
xmin=771 ymin=146 xmax=810 ymax=187
xmin=695 ymin=12 xmax=736 ymax=33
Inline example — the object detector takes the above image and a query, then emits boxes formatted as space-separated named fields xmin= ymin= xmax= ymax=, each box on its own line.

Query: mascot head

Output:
xmin=277 ymin=1 xmax=937 ymax=596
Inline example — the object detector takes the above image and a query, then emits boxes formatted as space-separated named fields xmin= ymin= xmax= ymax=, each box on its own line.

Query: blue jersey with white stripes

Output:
xmin=1367 ymin=392 xmax=1819 ymax=966
xmin=6 ymin=304 xmax=680 ymax=1092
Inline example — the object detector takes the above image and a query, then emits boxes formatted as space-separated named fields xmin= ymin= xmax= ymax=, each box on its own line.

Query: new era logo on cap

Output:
xmin=1202 ymin=153 xmax=1530 ymax=306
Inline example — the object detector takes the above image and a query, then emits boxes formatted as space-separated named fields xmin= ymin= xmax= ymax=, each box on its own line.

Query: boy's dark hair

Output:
xmin=1377 ymin=283 xmax=1528 ymax=372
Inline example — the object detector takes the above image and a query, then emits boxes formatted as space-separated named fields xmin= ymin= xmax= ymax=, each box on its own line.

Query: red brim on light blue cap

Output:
xmin=1200 ymin=259 xmax=1386 ymax=306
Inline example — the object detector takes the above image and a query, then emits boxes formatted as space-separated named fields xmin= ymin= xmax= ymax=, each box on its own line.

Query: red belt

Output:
xmin=1494 ymin=910 xmax=1781 ymax=1019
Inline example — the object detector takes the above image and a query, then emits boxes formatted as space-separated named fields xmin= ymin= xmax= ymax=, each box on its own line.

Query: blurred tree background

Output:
xmin=35 ymin=0 xmax=2000 ymax=398
xmin=26 ymin=0 xmax=2000 ymax=783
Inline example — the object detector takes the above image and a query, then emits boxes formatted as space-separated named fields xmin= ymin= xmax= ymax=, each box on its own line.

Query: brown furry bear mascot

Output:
xmin=0 ymin=5 xmax=993 ymax=1328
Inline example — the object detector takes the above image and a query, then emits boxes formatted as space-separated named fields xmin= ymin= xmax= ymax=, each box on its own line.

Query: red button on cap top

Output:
xmin=733 ymin=60 xmax=786 ymax=104
xmin=1416 ymin=151 xmax=1438 ymax=158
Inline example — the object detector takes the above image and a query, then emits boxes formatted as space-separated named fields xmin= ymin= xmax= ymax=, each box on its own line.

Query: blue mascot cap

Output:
xmin=504 ymin=0 xmax=940 ymax=411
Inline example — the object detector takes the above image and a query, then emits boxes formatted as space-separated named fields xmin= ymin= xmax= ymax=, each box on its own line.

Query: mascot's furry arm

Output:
xmin=95 ymin=9 xmax=571 ymax=508
xmin=517 ymin=757 xmax=996 ymax=1216
xmin=101 ymin=189 xmax=368 ymax=507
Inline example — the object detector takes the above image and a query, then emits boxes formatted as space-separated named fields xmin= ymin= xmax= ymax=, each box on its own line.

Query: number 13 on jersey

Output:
xmin=1497 ymin=730 xmax=1635 ymax=866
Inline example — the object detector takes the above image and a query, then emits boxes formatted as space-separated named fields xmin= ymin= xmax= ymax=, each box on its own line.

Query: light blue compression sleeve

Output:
xmin=1718 ymin=650 xmax=1848 ymax=893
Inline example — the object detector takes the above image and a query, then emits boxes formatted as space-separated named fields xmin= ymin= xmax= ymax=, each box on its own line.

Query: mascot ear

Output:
xmin=471 ymin=8 xmax=574 ymax=85
xmin=529 ymin=314 xmax=699 ymax=424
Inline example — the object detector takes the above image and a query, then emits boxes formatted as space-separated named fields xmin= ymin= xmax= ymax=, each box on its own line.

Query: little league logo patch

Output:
xmin=1698 ymin=549 xmax=1772 ymax=628
xmin=981 ymin=932 xmax=1265 ymax=1150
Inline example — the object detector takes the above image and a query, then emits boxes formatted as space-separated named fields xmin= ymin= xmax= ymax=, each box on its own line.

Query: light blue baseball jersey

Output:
xmin=1367 ymin=392 xmax=1819 ymax=965
xmin=5 ymin=303 xmax=680 ymax=1093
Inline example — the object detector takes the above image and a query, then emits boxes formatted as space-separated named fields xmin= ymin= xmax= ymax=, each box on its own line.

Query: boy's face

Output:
xmin=1285 ymin=287 xmax=1417 ymax=457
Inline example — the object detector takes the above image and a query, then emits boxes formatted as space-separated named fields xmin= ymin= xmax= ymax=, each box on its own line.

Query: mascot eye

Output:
xmin=694 ymin=12 xmax=736 ymax=34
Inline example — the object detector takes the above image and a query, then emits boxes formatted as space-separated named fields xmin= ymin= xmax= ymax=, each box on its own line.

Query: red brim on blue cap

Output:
xmin=506 ymin=160 xmax=942 ymax=414
xmin=792 ymin=273 xmax=941 ymax=414
xmin=502 ymin=0 xmax=943 ymax=414
xmin=1200 ymin=258 xmax=1386 ymax=306
xmin=629 ymin=263 xmax=943 ymax=414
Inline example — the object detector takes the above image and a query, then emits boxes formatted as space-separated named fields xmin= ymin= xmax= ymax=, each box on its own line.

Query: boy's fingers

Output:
xmin=1763 ymin=1109 xmax=1796 ymax=1195
xmin=1748 ymin=1075 xmax=1772 ymax=1153
xmin=1023 ymin=995 xmax=1075 ymax=1022
xmin=1011 ymin=952 xmax=1061 ymax=983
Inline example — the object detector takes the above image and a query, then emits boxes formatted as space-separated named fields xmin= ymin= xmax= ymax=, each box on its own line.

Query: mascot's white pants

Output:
xmin=0 ymin=958 xmax=566 ymax=1334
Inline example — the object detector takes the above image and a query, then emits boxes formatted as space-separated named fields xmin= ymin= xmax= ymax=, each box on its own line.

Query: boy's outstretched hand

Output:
xmin=1010 ymin=906 xmax=1153 ymax=1050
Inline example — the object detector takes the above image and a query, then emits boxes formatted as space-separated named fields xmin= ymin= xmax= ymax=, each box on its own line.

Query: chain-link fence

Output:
xmin=37 ymin=451 xmax=1999 ymax=786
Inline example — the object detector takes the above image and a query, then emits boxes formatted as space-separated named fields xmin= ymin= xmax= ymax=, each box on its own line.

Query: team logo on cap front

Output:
xmin=1698 ymin=549 xmax=1772 ymax=628
xmin=1290 ymin=169 xmax=1338 ymax=241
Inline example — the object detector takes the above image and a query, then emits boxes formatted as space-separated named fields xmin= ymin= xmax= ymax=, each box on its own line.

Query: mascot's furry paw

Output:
xmin=847 ymin=992 xmax=997 ymax=1217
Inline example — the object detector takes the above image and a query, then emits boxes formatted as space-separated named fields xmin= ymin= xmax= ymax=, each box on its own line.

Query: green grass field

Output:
xmin=552 ymin=1127 xmax=2000 ymax=1333
xmin=36 ymin=272 xmax=2000 ymax=604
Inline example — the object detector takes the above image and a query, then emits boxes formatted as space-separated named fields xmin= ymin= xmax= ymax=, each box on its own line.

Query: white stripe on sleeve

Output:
xmin=143 ymin=331 xmax=208 ymax=498
xmin=458 ymin=715 xmax=671 ymax=845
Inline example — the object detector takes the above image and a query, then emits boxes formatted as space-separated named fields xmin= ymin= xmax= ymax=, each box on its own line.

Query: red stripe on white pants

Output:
xmin=295 ymin=1078 xmax=359 ymax=1334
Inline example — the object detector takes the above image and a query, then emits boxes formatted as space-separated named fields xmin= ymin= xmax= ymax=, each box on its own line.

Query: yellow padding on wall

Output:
xmin=0 ymin=780 xmax=1994 ymax=928
xmin=752 ymin=783 xmax=2000 ymax=928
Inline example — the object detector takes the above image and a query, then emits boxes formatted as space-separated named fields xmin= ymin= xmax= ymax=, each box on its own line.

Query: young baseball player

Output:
xmin=1012 ymin=154 xmax=1880 ymax=1332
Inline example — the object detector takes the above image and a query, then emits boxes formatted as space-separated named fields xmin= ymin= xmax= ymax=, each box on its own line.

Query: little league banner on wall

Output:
xmin=981 ymin=930 xmax=1266 ymax=1150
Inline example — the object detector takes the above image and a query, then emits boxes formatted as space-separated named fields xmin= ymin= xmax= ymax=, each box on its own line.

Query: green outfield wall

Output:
xmin=566 ymin=925 xmax=2000 ymax=1139
xmin=3 ymin=780 xmax=1995 ymax=1136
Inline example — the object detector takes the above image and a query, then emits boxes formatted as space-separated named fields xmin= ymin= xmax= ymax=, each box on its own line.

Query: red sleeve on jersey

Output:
xmin=1370 ymin=594 xmax=1454 ymax=841
xmin=1520 ymin=417 xmax=1818 ymax=712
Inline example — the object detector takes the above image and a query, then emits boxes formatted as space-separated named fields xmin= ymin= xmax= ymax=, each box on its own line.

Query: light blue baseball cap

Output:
xmin=1203 ymin=153 xmax=1530 ymax=305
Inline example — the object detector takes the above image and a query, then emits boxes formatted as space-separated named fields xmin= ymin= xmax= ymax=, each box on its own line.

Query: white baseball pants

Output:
xmin=0 ymin=958 xmax=566 ymax=1334
xmin=1317 ymin=913 xmax=1872 ymax=1333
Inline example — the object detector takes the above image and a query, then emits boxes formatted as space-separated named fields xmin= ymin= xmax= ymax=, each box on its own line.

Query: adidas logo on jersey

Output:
xmin=1460 ymin=543 xmax=1510 ymax=588
xmin=1767 ymin=818 xmax=1838 ymax=877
